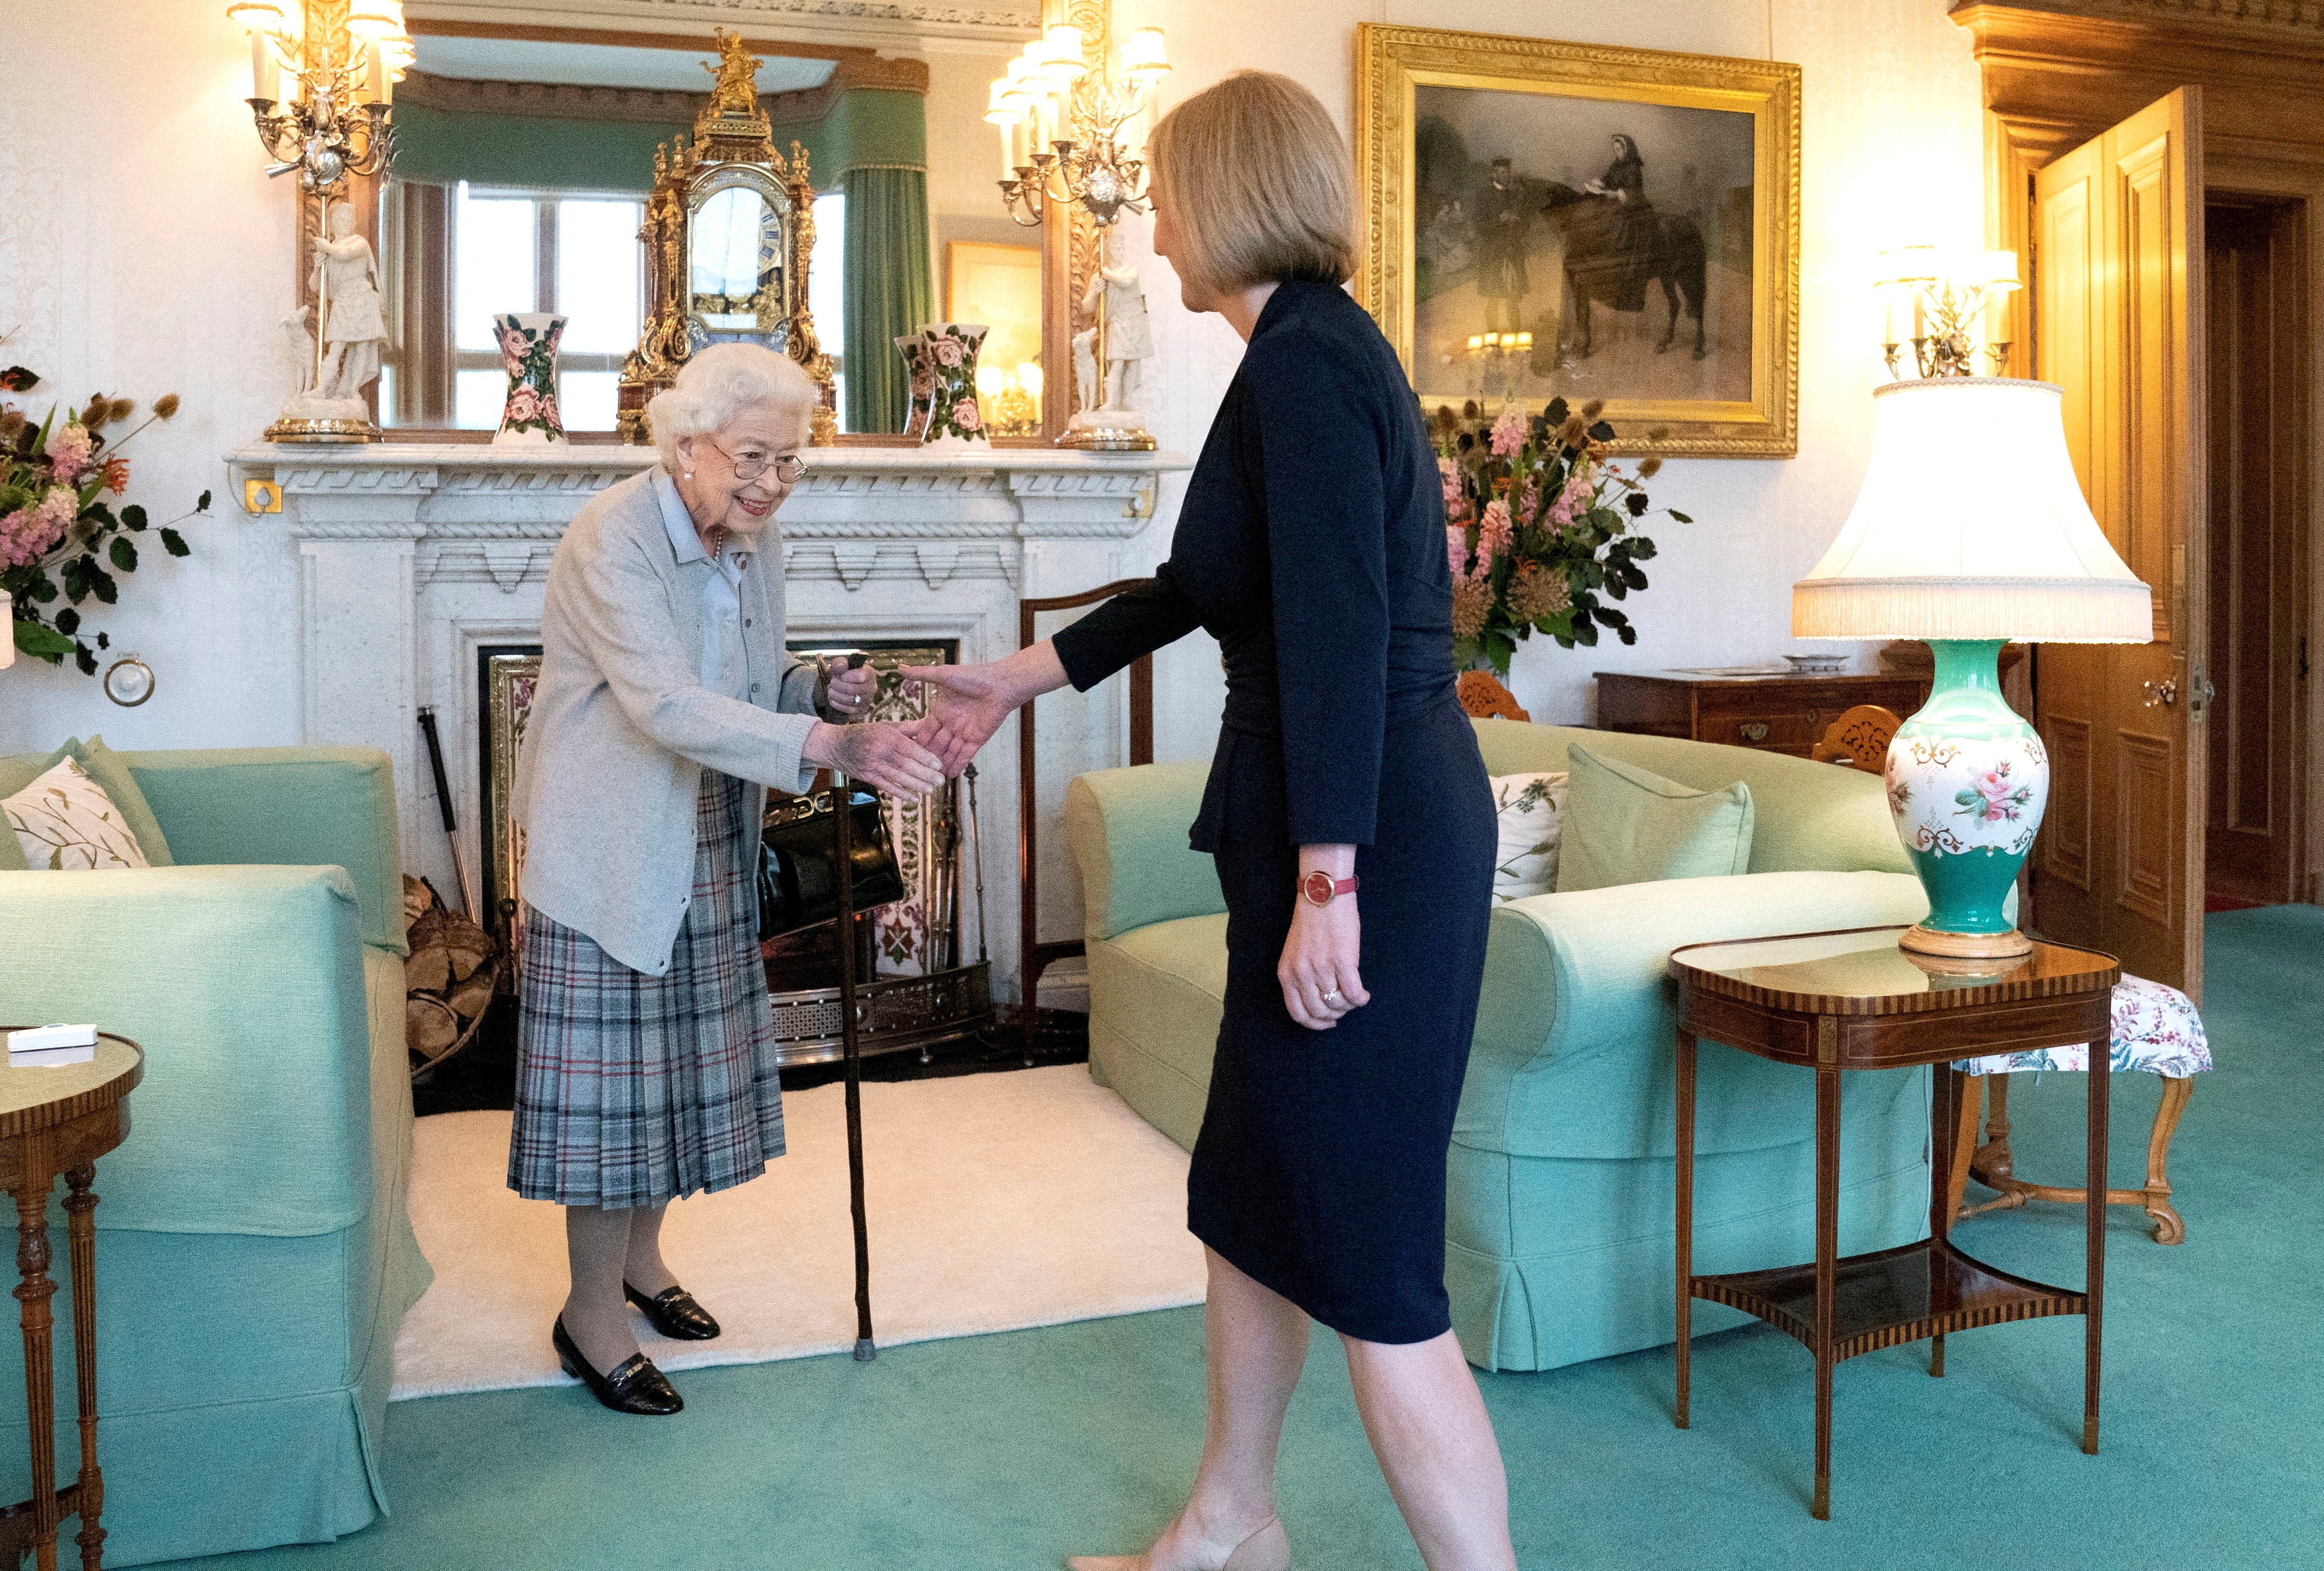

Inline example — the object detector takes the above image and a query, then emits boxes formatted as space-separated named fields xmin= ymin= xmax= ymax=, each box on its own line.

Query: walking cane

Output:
xmin=831 ymin=658 xmax=878 ymax=1363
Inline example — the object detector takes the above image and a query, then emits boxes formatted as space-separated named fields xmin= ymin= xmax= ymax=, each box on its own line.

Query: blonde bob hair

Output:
xmin=1149 ymin=71 xmax=1357 ymax=295
xmin=645 ymin=342 xmax=817 ymax=471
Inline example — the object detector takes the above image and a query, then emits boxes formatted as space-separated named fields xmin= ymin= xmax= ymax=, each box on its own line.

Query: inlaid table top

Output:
xmin=0 ymin=1032 xmax=143 ymax=1139
xmin=1670 ymin=926 xmax=2119 ymax=1017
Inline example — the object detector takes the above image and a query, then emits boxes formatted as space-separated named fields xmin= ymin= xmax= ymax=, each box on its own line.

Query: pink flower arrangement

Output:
xmin=1476 ymin=497 xmax=1514 ymax=566
xmin=1445 ymin=524 xmax=1468 ymax=578
xmin=1438 ymin=455 xmax=1461 ymax=505
xmin=1489 ymin=406 xmax=1527 ymax=459
xmin=44 ymin=422 xmax=92 ymax=483
xmin=1 ymin=487 xmax=76 ymax=568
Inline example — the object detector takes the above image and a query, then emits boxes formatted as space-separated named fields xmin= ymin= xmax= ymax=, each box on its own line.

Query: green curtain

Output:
xmin=843 ymin=166 xmax=933 ymax=434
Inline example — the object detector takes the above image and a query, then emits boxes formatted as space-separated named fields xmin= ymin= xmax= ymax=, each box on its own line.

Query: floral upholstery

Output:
xmin=1955 ymin=973 xmax=2210 ymax=1077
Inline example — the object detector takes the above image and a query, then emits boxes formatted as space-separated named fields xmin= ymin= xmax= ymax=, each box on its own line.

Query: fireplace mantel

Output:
xmin=226 ymin=441 xmax=1187 ymax=1000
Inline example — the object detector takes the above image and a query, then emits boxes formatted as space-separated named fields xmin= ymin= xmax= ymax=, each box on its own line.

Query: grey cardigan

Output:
xmin=513 ymin=467 xmax=821 ymax=975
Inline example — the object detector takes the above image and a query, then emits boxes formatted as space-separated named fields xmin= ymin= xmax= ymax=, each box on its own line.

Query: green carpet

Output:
xmin=181 ymin=910 xmax=2324 ymax=1570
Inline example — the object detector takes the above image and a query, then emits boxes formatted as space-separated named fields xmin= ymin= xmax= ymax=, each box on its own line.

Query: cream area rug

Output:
xmin=390 ymin=1066 xmax=1205 ymax=1400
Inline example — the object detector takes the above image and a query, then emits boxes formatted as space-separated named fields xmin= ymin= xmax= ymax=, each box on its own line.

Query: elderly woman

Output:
xmin=510 ymin=343 xmax=944 ymax=1416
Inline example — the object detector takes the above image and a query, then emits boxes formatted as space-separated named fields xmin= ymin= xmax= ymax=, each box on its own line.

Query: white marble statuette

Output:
xmin=277 ymin=201 xmax=388 ymax=427
xmin=1068 ymin=226 xmax=1156 ymax=446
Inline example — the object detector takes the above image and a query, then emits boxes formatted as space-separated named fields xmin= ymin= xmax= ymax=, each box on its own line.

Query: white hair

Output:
xmin=646 ymin=343 xmax=817 ymax=470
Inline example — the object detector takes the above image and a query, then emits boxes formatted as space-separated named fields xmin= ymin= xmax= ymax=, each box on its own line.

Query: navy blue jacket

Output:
xmin=1052 ymin=280 xmax=1456 ymax=849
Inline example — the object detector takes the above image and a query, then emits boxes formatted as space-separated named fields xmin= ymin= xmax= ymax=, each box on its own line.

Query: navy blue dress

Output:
xmin=1053 ymin=280 xmax=1495 ymax=1344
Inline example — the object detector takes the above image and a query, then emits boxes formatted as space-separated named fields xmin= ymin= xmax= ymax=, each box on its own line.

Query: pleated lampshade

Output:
xmin=1792 ymin=377 xmax=2153 ymax=643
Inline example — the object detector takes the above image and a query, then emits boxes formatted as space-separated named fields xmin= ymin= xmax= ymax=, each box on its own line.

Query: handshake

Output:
xmin=798 ymin=647 xmax=1057 ymax=801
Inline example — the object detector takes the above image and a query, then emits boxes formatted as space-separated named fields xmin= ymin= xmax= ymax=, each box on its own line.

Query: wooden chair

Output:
xmin=1457 ymin=670 xmax=1531 ymax=722
xmin=1944 ymin=975 xmax=2208 ymax=1245
xmin=1810 ymin=703 xmax=1901 ymax=769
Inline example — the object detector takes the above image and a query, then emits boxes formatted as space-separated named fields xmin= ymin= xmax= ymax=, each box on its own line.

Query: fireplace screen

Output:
xmin=478 ymin=641 xmax=967 ymax=981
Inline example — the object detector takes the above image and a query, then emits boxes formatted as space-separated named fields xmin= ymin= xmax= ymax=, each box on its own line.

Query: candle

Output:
xmin=365 ymin=42 xmax=386 ymax=104
xmin=251 ymin=30 xmax=280 ymax=101
xmin=1983 ymin=286 xmax=2011 ymax=359
xmin=999 ymin=118 xmax=1015 ymax=182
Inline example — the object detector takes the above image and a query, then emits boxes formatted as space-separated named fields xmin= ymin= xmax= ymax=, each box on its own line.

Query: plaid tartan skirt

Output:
xmin=507 ymin=768 xmax=784 ymax=1208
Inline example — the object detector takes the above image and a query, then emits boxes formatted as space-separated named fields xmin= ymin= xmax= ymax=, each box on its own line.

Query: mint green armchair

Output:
xmin=1066 ymin=720 xmax=1936 ymax=1372
xmin=0 ymin=746 xmax=430 ymax=1565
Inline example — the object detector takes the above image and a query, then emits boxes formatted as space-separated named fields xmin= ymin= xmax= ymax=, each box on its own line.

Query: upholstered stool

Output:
xmin=1947 ymin=975 xmax=2210 ymax=1243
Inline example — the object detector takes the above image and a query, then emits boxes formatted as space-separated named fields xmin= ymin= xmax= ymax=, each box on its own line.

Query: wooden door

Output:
xmin=2031 ymin=88 xmax=2210 ymax=996
xmin=2204 ymin=198 xmax=2309 ymax=906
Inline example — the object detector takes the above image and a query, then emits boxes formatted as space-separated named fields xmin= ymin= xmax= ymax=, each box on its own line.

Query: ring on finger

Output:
xmin=1322 ymin=986 xmax=1343 ymax=1004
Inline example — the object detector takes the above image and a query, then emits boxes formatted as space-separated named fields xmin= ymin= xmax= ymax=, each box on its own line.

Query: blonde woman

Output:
xmin=911 ymin=73 xmax=1515 ymax=1571
xmin=511 ymin=343 xmax=944 ymax=1415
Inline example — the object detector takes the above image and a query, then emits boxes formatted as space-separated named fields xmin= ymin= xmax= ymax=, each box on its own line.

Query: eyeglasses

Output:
xmin=705 ymin=440 xmax=807 ymax=484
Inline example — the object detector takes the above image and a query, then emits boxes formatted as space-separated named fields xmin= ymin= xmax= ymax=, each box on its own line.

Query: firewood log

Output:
xmin=446 ymin=970 xmax=495 ymax=1023
xmin=407 ymin=995 xmax=459 ymax=1059
xmin=406 ymin=946 xmax=452 ymax=994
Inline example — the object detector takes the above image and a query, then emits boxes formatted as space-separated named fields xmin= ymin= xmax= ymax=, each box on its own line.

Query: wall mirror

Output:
xmin=373 ymin=6 xmax=1043 ymax=442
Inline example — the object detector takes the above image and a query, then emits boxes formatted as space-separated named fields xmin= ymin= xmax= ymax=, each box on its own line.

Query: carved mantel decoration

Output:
xmin=616 ymin=29 xmax=837 ymax=446
xmin=225 ymin=439 xmax=1183 ymax=1007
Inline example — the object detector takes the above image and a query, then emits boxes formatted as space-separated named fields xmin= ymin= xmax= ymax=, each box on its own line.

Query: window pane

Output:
xmin=558 ymin=199 xmax=643 ymax=355
xmin=811 ymin=191 xmax=845 ymax=428
xmin=560 ymin=371 xmax=618 ymax=433
xmin=455 ymin=369 xmax=507 ymax=431
xmin=455 ymin=187 xmax=535 ymax=351
xmin=378 ymin=364 xmax=395 ymax=424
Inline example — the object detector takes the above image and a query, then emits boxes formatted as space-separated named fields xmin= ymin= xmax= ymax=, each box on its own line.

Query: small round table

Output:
xmin=0 ymin=1031 xmax=141 ymax=1571
xmin=1666 ymin=931 xmax=2117 ymax=1521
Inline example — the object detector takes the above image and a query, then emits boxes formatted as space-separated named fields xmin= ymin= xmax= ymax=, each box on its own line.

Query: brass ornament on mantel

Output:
xmin=617 ymin=29 xmax=838 ymax=446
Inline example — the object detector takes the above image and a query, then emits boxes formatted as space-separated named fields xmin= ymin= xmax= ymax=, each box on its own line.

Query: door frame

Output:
xmin=1955 ymin=0 xmax=2324 ymax=907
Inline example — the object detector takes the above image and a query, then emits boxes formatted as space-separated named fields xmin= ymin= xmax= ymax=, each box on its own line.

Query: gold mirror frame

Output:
xmin=619 ymin=30 xmax=836 ymax=446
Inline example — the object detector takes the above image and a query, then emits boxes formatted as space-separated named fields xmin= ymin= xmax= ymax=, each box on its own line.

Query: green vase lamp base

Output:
xmin=1883 ymin=639 xmax=2050 ymax=961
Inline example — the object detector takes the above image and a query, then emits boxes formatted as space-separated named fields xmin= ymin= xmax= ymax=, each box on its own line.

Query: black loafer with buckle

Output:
xmin=552 ymin=1317 xmax=683 ymax=1416
xmin=624 ymin=1281 xmax=722 ymax=1341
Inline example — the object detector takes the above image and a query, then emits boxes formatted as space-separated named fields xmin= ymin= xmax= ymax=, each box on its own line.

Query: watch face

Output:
xmin=102 ymin=657 xmax=155 ymax=707
xmin=1301 ymin=870 xmax=1333 ymax=904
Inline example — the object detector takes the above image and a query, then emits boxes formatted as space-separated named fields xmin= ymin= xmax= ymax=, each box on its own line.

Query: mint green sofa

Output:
xmin=1066 ymin=719 xmax=1938 ymax=1372
xmin=0 ymin=746 xmax=430 ymax=1565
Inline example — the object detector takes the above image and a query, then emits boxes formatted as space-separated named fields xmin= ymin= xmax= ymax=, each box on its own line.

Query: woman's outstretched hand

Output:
xmin=902 ymin=643 xmax=1069 ymax=777
xmin=1279 ymin=851 xmax=1368 ymax=1031
xmin=803 ymin=716 xmax=947 ymax=798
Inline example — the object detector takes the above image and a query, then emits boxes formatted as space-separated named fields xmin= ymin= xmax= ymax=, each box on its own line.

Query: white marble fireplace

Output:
xmin=224 ymin=442 xmax=1184 ymax=1001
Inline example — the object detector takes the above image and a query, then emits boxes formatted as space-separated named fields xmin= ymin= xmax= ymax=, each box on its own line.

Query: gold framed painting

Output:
xmin=1356 ymin=25 xmax=1799 ymax=457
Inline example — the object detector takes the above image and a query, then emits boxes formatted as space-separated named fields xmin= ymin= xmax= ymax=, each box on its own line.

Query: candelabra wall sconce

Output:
xmin=229 ymin=0 xmax=406 ymax=443
xmin=976 ymin=361 xmax=1046 ymax=438
xmin=1874 ymin=246 xmax=2020 ymax=380
xmin=988 ymin=22 xmax=1170 ymax=230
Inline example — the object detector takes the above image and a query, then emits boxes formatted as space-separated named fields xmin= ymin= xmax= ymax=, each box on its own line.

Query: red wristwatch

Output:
xmin=1299 ymin=871 xmax=1359 ymax=906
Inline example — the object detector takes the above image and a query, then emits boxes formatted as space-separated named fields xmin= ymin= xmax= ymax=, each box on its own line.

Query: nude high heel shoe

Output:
xmin=1066 ymin=1516 xmax=1290 ymax=1571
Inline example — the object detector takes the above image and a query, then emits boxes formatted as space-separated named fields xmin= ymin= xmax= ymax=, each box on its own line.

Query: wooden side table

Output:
xmin=0 ymin=1031 xmax=141 ymax=1571
xmin=1665 ymin=933 xmax=2116 ymax=1519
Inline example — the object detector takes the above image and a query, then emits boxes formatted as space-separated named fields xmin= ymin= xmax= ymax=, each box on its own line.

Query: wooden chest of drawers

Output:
xmin=1593 ymin=670 xmax=1931 ymax=758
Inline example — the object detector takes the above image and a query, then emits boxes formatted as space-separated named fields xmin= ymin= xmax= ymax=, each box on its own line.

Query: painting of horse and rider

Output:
xmin=1414 ymin=88 xmax=1750 ymax=402
xmin=1359 ymin=27 xmax=1799 ymax=456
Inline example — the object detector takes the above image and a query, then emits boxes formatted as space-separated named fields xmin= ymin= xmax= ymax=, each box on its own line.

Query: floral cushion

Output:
xmin=1955 ymin=973 xmax=2210 ymax=1077
xmin=2 ymin=755 xmax=154 ymax=870
xmin=1489 ymin=771 xmax=1566 ymax=902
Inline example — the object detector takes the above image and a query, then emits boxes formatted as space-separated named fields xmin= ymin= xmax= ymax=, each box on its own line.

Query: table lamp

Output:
xmin=1793 ymin=376 xmax=2151 ymax=958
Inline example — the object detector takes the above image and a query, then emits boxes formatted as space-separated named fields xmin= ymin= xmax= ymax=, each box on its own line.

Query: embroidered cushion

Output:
xmin=1489 ymin=771 xmax=1567 ymax=902
xmin=1955 ymin=974 xmax=2210 ymax=1077
xmin=0 ymin=734 xmax=173 ymax=871
xmin=3 ymin=754 xmax=155 ymax=870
